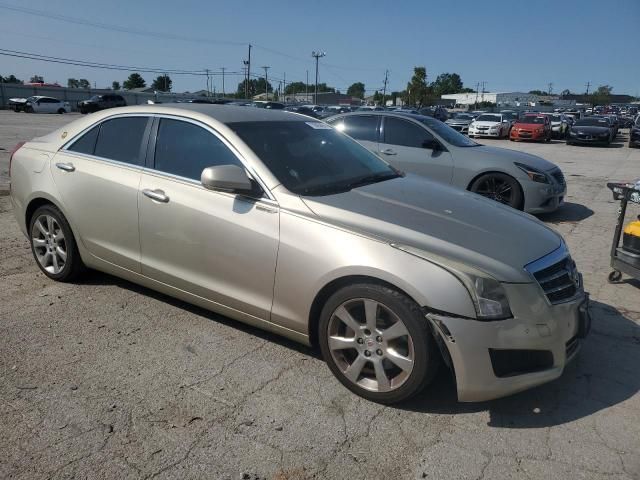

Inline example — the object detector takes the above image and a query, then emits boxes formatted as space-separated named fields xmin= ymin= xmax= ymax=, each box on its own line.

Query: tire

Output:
xmin=318 ymin=283 xmax=440 ymax=404
xmin=29 ymin=205 xmax=85 ymax=282
xmin=57 ymin=108 xmax=65 ymax=114
xmin=469 ymin=172 xmax=523 ymax=209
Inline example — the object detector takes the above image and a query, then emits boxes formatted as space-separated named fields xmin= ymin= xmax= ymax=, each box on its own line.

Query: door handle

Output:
xmin=142 ymin=189 xmax=170 ymax=203
xmin=381 ymin=149 xmax=397 ymax=156
xmin=55 ymin=162 xmax=75 ymax=172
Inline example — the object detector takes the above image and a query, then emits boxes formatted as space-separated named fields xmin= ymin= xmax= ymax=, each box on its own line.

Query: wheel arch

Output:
xmin=466 ymin=170 xmax=525 ymax=210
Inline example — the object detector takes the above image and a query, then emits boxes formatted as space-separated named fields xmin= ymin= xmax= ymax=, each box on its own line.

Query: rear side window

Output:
xmin=94 ymin=117 xmax=148 ymax=165
xmin=154 ymin=119 xmax=241 ymax=180
xmin=68 ymin=125 xmax=99 ymax=155
xmin=383 ymin=117 xmax=434 ymax=148
xmin=336 ymin=116 xmax=379 ymax=142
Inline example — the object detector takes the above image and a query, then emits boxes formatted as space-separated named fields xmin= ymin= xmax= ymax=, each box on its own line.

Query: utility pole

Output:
xmin=312 ymin=51 xmax=326 ymax=105
xmin=247 ymin=44 xmax=252 ymax=99
xmin=261 ymin=66 xmax=270 ymax=100
xmin=221 ymin=67 xmax=226 ymax=97
xmin=382 ymin=70 xmax=389 ymax=107
xmin=481 ymin=81 xmax=486 ymax=103
xmin=205 ymin=69 xmax=210 ymax=97
xmin=585 ymin=81 xmax=591 ymax=95
xmin=547 ymin=82 xmax=553 ymax=95
xmin=474 ymin=82 xmax=480 ymax=109
xmin=306 ymin=70 xmax=309 ymax=103
xmin=283 ymin=72 xmax=286 ymax=102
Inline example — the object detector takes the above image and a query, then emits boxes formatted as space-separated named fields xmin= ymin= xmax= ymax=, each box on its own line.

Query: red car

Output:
xmin=510 ymin=115 xmax=552 ymax=142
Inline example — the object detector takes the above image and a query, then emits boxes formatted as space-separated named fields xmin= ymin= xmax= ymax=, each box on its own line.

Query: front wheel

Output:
xmin=470 ymin=173 xmax=523 ymax=209
xmin=29 ymin=205 xmax=85 ymax=282
xmin=57 ymin=108 xmax=65 ymax=114
xmin=319 ymin=283 xmax=440 ymax=404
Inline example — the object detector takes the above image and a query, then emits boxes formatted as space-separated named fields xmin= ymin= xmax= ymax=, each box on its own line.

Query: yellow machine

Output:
xmin=622 ymin=218 xmax=640 ymax=255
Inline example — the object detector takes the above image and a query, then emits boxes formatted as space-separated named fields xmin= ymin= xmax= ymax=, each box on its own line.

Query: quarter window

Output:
xmin=94 ymin=117 xmax=148 ymax=165
xmin=154 ymin=118 xmax=241 ymax=180
xmin=383 ymin=117 xmax=435 ymax=148
xmin=68 ymin=125 xmax=100 ymax=155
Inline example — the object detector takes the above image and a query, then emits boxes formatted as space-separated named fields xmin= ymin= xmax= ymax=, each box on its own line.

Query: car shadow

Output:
xmin=397 ymin=300 xmax=640 ymax=428
xmin=537 ymin=202 xmax=594 ymax=223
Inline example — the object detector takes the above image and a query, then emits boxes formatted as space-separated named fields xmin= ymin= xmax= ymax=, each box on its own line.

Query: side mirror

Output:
xmin=422 ymin=139 xmax=441 ymax=151
xmin=201 ymin=165 xmax=254 ymax=194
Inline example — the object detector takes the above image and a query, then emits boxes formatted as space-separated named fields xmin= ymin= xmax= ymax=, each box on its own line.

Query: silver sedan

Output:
xmin=326 ymin=112 xmax=567 ymax=213
xmin=10 ymin=105 xmax=589 ymax=403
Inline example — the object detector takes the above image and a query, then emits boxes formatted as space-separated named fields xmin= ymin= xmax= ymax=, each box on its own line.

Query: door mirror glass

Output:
xmin=201 ymin=165 xmax=253 ymax=193
xmin=422 ymin=139 xmax=441 ymax=150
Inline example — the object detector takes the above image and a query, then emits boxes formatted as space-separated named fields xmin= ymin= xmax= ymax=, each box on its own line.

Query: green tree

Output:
xmin=1 ymin=74 xmax=22 ymax=84
xmin=316 ymin=83 xmax=335 ymax=93
xmin=405 ymin=67 xmax=429 ymax=107
xmin=67 ymin=78 xmax=80 ymax=88
xmin=431 ymin=73 xmax=464 ymax=96
xmin=236 ymin=78 xmax=273 ymax=98
xmin=151 ymin=75 xmax=172 ymax=92
xmin=560 ymin=89 xmax=571 ymax=97
xmin=284 ymin=81 xmax=308 ymax=95
xmin=123 ymin=73 xmax=146 ymax=90
xmin=112 ymin=81 xmax=121 ymax=91
xmin=346 ymin=82 xmax=365 ymax=99
xmin=79 ymin=79 xmax=91 ymax=89
xmin=591 ymin=85 xmax=613 ymax=105
xmin=29 ymin=75 xmax=44 ymax=83
xmin=528 ymin=90 xmax=546 ymax=95
xmin=459 ymin=87 xmax=475 ymax=93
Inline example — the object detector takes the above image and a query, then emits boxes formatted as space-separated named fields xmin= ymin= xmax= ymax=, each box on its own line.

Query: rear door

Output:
xmin=327 ymin=115 xmax=380 ymax=155
xmin=51 ymin=115 xmax=151 ymax=272
xmin=379 ymin=116 xmax=454 ymax=184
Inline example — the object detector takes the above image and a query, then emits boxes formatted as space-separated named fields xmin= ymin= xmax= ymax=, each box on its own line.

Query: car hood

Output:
xmin=446 ymin=118 xmax=472 ymax=125
xmin=302 ymin=175 xmax=561 ymax=283
xmin=471 ymin=121 xmax=500 ymax=127
xmin=462 ymin=145 xmax=558 ymax=172
xmin=571 ymin=126 xmax=610 ymax=134
xmin=513 ymin=123 xmax=542 ymax=130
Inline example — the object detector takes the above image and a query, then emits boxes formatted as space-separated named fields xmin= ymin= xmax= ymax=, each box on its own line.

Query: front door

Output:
xmin=138 ymin=117 xmax=279 ymax=320
xmin=379 ymin=116 xmax=454 ymax=184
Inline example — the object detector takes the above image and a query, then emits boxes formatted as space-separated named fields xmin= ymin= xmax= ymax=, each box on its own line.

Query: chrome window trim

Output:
xmin=60 ymin=151 xmax=145 ymax=173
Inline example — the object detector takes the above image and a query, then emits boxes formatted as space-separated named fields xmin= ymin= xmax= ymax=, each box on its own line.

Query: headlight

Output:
xmin=569 ymin=130 xmax=577 ymax=136
xmin=390 ymin=244 xmax=512 ymax=321
xmin=514 ymin=162 xmax=550 ymax=183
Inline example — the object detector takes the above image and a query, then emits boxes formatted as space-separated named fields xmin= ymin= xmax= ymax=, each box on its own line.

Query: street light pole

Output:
xmin=311 ymin=51 xmax=326 ymax=105
xmin=221 ymin=67 xmax=226 ymax=98
xmin=261 ymin=66 xmax=270 ymax=101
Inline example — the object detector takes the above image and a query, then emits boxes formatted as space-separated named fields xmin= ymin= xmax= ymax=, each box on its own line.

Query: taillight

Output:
xmin=9 ymin=141 xmax=26 ymax=178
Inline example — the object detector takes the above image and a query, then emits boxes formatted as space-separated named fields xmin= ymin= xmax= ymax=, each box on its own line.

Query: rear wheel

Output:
xmin=57 ymin=108 xmax=65 ymax=114
xmin=319 ymin=283 xmax=440 ymax=404
xmin=29 ymin=205 xmax=84 ymax=282
xmin=470 ymin=173 xmax=523 ymax=209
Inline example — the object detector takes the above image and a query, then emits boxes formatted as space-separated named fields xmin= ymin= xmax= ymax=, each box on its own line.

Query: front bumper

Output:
xmin=568 ymin=134 xmax=610 ymax=144
xmin=447 ymin=123 xmax=470 ymax=133
xmin=469 ymin=129 xmax=500 ymax=137
xmin=521 ymin=176 xmax=566 ymax=214
xmin=510 ymin=130 xmax=545 ymax=141
xmin=428 ymin=285 xmax=589 ymax=402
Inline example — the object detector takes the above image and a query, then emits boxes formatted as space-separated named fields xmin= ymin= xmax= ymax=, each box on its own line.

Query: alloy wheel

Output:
xmin=327 ymin=298 xmax=415 ymax=392
xmin=31 ymin=214 xmax=67 ymax=275
xmin=473 ymin=176 xmax=515 ymax=206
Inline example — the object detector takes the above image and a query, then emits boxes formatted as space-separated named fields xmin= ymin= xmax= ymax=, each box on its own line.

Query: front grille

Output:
xmin=489 ymin=349 xmax=554 ymax=377
xmin=530 ymin=256 xmax=579 ymax=304
xmin=566 ymin=335 xmax=579 ymax=359
xmin=551 ymin=169 xmax=565 ymax=186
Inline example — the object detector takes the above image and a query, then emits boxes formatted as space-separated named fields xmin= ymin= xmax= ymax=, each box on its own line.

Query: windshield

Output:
xmin=500 ymin=112 xmax=517 ymax=120
xmin=90 ymin=95 xmax=102 ymax=101
xmin=229 ymin=121 xmax=400 ymax=196
xmin=550 ymin=115 xmax=562 ymax=121
xmin=476 ymin=114 xmax=502 ymax=122
xmin=416 ymin=116 xmax=479 ymax=147
xmin=519 ymin=116 xmax=545 ymax=124
xmin=575 ymin=118 xmax=610 ymax=127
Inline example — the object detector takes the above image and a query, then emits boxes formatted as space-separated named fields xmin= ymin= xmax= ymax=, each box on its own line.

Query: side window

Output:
xmin=68 ymin=125 xmax=100 ymax=155
xmin=154 ymin=118 xmax=242 ymax=181
xmin=383 ymin=117 xmax=434 ymax=148
xmin=94 ymin=117 xmax=148 ymax=165
xmin=340 ymin=116 xmax=379 ymax=142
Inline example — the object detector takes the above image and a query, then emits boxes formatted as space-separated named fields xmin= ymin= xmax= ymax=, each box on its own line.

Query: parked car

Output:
xmin=357 ymin=105 xmax=385 ymax=111
xmin=78 ymin=94 xmax=126 ymax=114
xmin=251 ymin=101 xmax=285 ymax=109
xmin=468 ymin=113 xmax=510 ymax=138
xmin=499 ymin=110 xmax=520 ymax=134
xmin=9 ymin=104 xmax=589 ymax=404
xmin=510 ymin=115 xmax=552 ymax=142
xmin=284 ymin=105 xmax=320 ymax=118
xmin=445 ymin=112 xmax=475 ymax=134
xmin=418 ymin=106 xmax=448 ymax=121
xmin=629 ymin=116 xmax=640 ymax=148
xmin=567 ymin=117 xmax=613 ymax=146
xmin=546 ymin=114 xmax=570 ymax=138
xmin=326 ymin=112 xmax=566 ymax=213
xmin=24 ymin=96 xmax=71 ymax=114
xmin=8 ymin=97 xmax=28 ymax=112
xmin=589 ymin=115 xmax=616 ymax=139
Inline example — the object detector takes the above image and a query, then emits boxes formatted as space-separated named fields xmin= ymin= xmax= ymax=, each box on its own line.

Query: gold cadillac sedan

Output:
xmin=9 ymin=105 xmax=590 ymax=404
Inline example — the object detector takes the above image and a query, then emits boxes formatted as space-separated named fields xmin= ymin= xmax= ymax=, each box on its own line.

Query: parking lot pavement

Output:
xmin=1 ymin=112 xmax=639 ymax=480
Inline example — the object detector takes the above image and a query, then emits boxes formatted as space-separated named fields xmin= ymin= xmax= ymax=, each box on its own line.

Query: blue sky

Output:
xmin=0 ymin=0 xmax=638 ymax=96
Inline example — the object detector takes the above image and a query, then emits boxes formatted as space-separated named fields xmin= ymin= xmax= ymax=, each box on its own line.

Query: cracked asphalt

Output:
xmin=1 ymin=111 xmax=639 ymax=479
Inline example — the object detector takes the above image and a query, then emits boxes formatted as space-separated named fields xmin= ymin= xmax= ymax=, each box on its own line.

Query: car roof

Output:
xmin=327 ymin=110 xmax=440 ymax=124
xmin=119 ymin=103 xmax=313 ymax=123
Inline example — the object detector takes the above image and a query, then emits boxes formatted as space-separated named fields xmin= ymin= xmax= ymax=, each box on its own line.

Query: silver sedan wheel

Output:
xmin=327 ymin=298 xmax=415 ymax=392
xmin=31 ymin=214 xmax=67 ymax=275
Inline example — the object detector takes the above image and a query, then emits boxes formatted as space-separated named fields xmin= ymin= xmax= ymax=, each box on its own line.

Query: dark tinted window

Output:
xmin=336 ymin=115 xmax=378 ymax=142
xmin=68 ymin=125 xmax=99 ymax=155
xmin=383 ymin=117 xmax=434 ymax=148
xmin=40 ymin=98 xmax=57 ymax=103
xmin=154 ymin=119 xmax=241 ymax=180
xmin=94 ymin=117 xmax=148 ymax=165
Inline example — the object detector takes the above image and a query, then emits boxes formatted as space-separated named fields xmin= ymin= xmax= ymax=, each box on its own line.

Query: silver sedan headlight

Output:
xmin=391 ymin=244 xmax=512 ymax=320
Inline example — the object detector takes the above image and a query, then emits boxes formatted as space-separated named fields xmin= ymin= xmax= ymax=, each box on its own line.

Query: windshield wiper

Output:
xmin=347 ymin=172 xmax=401 ymax=189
